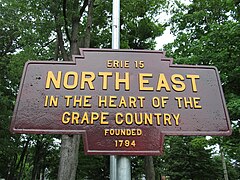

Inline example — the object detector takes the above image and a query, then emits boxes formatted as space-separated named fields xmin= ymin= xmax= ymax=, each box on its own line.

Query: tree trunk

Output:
xmin=6 ymin=153 xmax=18 ymax=180
xmin=57 ymin=1 xmax=91 ymax=179
xmin=31 ymin=139 xmax=43 ymax=180
xmin=220 ymin=146 xmax=229 ymax=180
xmin=17 ymin=139 xmax=30 ymax=180
xmin=84 ymin=0 xmax=94 ymax=48
xmin=57 ymin=135 xmax=81 ymax=180
xmin=20 ymin=152 xmax=29 ymax=180
xmin=144 ymin=156 xmax=155 ymax=180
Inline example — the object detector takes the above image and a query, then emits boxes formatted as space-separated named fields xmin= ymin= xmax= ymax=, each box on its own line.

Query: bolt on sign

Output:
xmin=11 ymin=48 xmax=231 ymax=155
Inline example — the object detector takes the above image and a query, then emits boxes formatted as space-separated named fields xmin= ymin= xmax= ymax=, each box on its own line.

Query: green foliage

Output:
xmin=1 ymin=0 xmax=239 ymax=179
xmin=131 ymin=156 xmax=145 ymax=179
xmin=77 ymin=140 xmax=109 ymax=180
xmin=90 ymin=0 xmax=167 ymax=49
xmin=165 ymin=0 xmax=240 ymax=103
xmin=227 ymin=94 xmax=240 ymax=120
xmin=223 ymin=122 xmax=240 ymax=170
xmin=156 ymin=136 xmax=225 ymax=180
xmin=120 ymin=0 xmax=166 ymax=49
xmin=0 ymin=0 xmax=168 ymax=179
xmin=163 ymin=0 xmax=240 ymax=179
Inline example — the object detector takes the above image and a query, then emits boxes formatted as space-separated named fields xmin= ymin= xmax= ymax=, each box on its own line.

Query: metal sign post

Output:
xmin=112 ymin=0 xmax=120 ymax=49
xmin=111 ymin=0 xmax=131 ymax=180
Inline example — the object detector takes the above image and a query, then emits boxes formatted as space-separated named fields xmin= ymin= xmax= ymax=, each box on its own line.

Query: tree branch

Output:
xmin=63 ymin=0 xmax=71 ymax=42
xmin=84 ymin=0 xmax=95 ymax=48
xmin=54 ymin=38 xmax=59 ymax=61
xmin=80 ymin=0 xmax=89 ymax=18
xmin=55 ymin=15 xmax=70 ymax=61
xmin=70 ymin=0 xmax=88 ymax=54
xmin=42 ymin=38 xmax=56 ymax=49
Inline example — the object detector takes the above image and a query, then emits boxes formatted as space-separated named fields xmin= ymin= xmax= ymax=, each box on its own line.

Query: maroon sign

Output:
xmin=10 ymin=48 xmax=231 ymax=155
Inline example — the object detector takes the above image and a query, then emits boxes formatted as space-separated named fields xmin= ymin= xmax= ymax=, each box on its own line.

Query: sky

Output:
xmin=154 ymin=8 xmax=175 ymax=50
xmin=155 ymin=26 xmax=175 ymax=50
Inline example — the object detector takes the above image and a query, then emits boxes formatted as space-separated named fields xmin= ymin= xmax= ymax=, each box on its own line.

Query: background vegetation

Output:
xmin=0 ymin=0 xmax=239 ymax=179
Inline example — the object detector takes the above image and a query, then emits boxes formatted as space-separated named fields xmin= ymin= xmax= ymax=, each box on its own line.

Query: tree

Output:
xmin=156 ymin=136 xmax=224 ymax=180
xmin=164 ymin=0 xmax=240 ymax=179
xmin=165 ymin=0 xmax=240 ymax=100
xmin=144 ymin=156 xmax=155 ymax=180
xmin=46 ymin=0 xmax=167 ymax=179
xmin=1 ymin=0 xmax=168 ymax=179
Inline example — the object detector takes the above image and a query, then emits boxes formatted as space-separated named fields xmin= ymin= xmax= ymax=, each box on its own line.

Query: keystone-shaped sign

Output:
xmin=11 ymin=49 xmax=231 ymax=155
